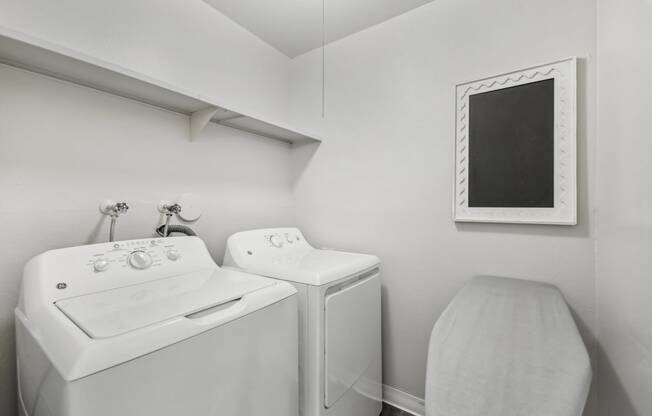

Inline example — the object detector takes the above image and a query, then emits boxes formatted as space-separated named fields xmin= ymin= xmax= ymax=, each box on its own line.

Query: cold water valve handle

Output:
xmin=112 ymin=202 xmax=129 ymax=215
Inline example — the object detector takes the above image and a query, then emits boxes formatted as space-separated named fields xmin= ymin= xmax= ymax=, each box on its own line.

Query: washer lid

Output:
xmin=55 ymin=268 xmax=274 ymax=339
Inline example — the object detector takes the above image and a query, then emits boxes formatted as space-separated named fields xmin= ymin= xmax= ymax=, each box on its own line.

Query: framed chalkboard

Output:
xmin=453 ymin=58 xmax=577 ymax=225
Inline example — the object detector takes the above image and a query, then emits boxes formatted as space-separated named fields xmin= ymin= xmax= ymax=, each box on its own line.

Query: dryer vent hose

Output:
xmin=156 ymin=224 xmax=197 ymax=237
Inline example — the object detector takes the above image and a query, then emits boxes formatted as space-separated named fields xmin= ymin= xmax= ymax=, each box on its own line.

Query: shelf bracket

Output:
xmin=189 ymin=106 xmax=219 ymax=141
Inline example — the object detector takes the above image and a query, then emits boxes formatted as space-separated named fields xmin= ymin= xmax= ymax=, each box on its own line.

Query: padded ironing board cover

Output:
xmin=426 ymin=276 xmax=591 ymax=416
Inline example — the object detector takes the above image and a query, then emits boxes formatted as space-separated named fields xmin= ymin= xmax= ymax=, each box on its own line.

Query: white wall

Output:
xmin=0 ymin=0 xmax=292 ymax=120
xmin=7 ymin=2 xmax=650 ymax=416
xmin=289 ymin=0 xmax=598 ymax=411
xmin=596 ymin=1 xmax=652 ymax=415
xmin=0 ymin=64 xmax=295 ymax=416
xmin=0 ymin=2 xmax=295 ymax=415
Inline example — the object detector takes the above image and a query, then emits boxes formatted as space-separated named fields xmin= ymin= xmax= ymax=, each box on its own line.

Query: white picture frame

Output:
xmin=453 ymin=57 xmax=577 ymax=225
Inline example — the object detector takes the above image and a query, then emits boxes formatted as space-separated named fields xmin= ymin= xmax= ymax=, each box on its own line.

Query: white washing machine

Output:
xmin=224 ymin=228 xmax=382 ymax=416
xmin=15 ymin=236 xmax=298 ymax=416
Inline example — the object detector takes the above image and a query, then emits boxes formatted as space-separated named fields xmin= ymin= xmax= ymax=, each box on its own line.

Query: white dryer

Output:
xmin=224 ymin=228 xmax=382 ymax=416
xmin=16 ymin=236 xmax=298 ymax=416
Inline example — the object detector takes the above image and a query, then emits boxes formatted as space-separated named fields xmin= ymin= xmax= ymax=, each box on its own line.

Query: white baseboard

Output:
xmin=383 ymin=384 xmax=425 ymax=416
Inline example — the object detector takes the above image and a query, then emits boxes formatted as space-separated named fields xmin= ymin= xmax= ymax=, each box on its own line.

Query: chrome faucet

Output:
xmin=99 ymin=200 xmax=130 ymax=242
xmin=159 ymin=203 xmax=182 ymax=237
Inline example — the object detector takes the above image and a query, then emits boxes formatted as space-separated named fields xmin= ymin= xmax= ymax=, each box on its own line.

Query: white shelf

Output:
xmin=0 ymin=26 xmax=321 ymax=145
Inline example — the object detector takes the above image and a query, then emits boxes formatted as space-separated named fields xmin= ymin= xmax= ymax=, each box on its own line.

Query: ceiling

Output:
xmin=202 ymin=0 xmax=435 ymax=58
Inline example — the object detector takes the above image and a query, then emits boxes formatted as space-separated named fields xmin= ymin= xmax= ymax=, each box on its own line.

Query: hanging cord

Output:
xmin=321 ymin=0 xmax=324 ymax=117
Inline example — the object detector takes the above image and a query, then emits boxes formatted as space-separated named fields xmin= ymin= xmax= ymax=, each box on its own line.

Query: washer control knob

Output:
xmin=93 ymin=259 xmax=110 ymax=272
xmin=270 ymin=235 xmax=284 ymax=248
xmin=166 ymin=249 xmax=181 ymax=261
xmin=285 ymin=234 xmax=294 ymax=243
xmin=128 ymin=251 xmax=153 ymax=270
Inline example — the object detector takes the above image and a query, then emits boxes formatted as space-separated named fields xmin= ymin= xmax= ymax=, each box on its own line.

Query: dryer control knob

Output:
xmin=93 ymin=259 xmax=110 ymax=272
xmin=166 ymin=249 xmax=181 ymax=261
xmin=128 ymin=251 xmax=153 ymax=270
xmin=270 ymin=235 xmax=284 ymax=248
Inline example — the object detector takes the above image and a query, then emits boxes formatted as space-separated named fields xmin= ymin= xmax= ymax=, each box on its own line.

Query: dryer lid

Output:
xmin=224 ymin=228 xmax=380 ymax=286
xmin=229 ymin=249 xmax=378 ymax=287
xmin=245 ymin=250 xmax=379 ymax=286
xmin=55 ymin=268 xmax=274 ymax=339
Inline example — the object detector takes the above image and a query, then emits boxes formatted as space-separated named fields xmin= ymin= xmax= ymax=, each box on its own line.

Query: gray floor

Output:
xmin=381 ymin=402 xmax=415 ymax=416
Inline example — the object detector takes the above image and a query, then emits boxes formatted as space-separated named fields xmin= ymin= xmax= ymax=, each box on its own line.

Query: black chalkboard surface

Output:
xmin=468 ymin=78 xmax=555 ymax=208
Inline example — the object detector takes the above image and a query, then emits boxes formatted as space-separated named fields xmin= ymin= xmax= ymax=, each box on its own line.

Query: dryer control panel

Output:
xmin=264 ymin=230 xmax=305 ymax=249
xmin=227 ymin=228 xmax=313 ymax=259
xmin=223 ymin=228 xmax=315 ymax=274
xmin=224 ymin=228 xmax=381 ymax=286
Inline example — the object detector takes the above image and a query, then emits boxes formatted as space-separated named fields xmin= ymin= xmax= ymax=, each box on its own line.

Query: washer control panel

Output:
xmin=127 ymin=250 xmax=153 ymax=270
xmin=85 ymin=239 xmax=181 ymax=273
xmin=27 ymin=236 xmax=216 ymax=303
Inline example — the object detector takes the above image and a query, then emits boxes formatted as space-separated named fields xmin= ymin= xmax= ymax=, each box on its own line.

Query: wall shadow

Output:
xmin=290 ymin=141 xmax=321 ymax=188
xmin=594 ymin=343 xmax=641 ymax=416
xmin=85 ymin=215 xmax=108 ymax=244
